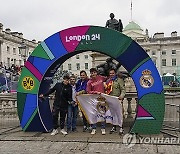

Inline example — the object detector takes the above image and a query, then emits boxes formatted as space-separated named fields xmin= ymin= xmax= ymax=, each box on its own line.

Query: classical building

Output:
xmin=61 ymin=51 xmax=93 ymax=76
xmin=123 ymin=21 xmax=180 ymax=77
xmin=92 ymin=21 xmax=180 ymax=78
xmin=0 ymin=23 xmax=38 ymax=68
xmin=1 ymin=20 xmax=180 ymax=79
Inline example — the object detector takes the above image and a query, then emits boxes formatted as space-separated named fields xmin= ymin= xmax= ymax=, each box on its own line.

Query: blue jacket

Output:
xmin=76 ymin=79 xmax=89 ymax=93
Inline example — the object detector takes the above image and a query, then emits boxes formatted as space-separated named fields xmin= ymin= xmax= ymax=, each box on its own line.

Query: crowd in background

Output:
xmin=0 ymin=62 xmax=22 ymax=93
xmin=0 ymin=62 xmax=22 ymax=76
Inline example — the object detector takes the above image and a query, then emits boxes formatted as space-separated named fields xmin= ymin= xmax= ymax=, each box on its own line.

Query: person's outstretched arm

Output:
xmin=39 ymin=84 xmax=57 ymax=97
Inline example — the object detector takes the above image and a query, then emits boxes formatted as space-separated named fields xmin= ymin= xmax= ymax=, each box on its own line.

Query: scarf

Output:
xmin=105 ymin=75 xmax=117 ymax=94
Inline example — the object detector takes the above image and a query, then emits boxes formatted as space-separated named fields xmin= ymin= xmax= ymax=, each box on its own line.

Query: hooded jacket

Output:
xmin=44 ymin=82 xmax=72 ymax=109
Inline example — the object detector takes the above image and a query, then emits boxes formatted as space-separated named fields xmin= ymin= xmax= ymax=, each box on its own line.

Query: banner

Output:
xmin=77 ymin=93 xmax=123 ymax=127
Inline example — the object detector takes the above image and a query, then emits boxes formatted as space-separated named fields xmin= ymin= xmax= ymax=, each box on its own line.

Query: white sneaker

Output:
xmin=101 ymin=129 xmax=106 ymax=135
xmin=91 ymin=129 xmax=96 ymax=135
xmin=51 ymin=129 xmax=58 ymax=136
xmin=60 ymin=129 xmax=68 ymax=135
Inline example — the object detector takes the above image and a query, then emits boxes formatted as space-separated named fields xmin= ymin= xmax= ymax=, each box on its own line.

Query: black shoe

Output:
xmin=72 ymin=128 xmax=78 ymax=132
xmin=119 ymin=127 xmax=124 ymax=135
xmin=109 ymin=127 xmax=117 ymax=134
xmin=83 ymin=126 xmax=88 ymax=132
xmin=88 ymin=126 xmax=92 ymax=133
xmin=67 ymin=128 xmax=71 ymax=133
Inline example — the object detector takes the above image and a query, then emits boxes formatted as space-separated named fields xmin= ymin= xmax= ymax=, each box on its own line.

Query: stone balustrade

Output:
xmin=164 ymin=87 xmax=180 ymax=93
xmin=0 ymin=93 xmax=138 ymax=125
xmin=0 ymin=94 xmax=17 ymax=117
xmin=0 ymin=92 xmax=180 ymax=129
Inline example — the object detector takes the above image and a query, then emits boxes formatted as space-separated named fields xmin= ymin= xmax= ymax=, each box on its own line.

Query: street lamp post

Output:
xmin=18 ymin=41 xmax=28 ymax=65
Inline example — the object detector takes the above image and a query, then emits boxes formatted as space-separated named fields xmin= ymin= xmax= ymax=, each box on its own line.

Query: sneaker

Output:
xmin=83 ymin=126 xmax=88 ymax=132
xmin=109 ymin=127 xmax=117 ymax=134
xmin=91 ymin=129 xmax=96 ymax=135
xmin=72 ymin=128 xmax=78 ymax=132
xmin=60 ymin=129 xmax=68 ymax=135
xmin=101 ymin=129 xmax=106 ymax=135
xmin=119 ymin=127 xmax=124 ymax=135
xmin=88 ymin=126 xmax=92 ymax=133
xmin=50 ymin=129 xmax=58 ymax=136
xmin=67 ymin=128 xmax=71 ymax=133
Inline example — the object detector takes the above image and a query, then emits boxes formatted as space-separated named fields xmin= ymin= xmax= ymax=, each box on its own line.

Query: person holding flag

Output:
xmin=76 ymin=70 xmax=90 ymax=132
xmin=105 ymin=69 xmax=125 ymax=135
xmin=86 ymin=68 xmax=107 ymax=135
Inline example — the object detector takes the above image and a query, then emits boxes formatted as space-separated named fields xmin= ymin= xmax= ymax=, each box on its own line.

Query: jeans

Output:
xmin=67 ymin=104 xmax=78 ymax=130
xmin=92 ymin=122 xmax=105 ymax=129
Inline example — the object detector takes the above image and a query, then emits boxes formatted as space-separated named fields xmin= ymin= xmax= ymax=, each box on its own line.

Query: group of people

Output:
xmin=0 ymin=62 xmax=22 ymax=93
xmin=169 ymin=80 xmax=179 ymax=87
xmin=0 ymin=62 xmax=22 ymax=76
xmin=39 ymin=67 xmax=125 ymax=136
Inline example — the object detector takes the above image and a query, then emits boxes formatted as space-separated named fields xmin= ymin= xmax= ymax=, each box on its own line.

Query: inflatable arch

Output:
xmin=17 ymin=26 xmax=165 ymax=134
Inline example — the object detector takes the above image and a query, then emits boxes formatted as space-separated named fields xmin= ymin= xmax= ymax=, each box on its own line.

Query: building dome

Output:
xmin=123 ymin=21 xmax=142 ymax=31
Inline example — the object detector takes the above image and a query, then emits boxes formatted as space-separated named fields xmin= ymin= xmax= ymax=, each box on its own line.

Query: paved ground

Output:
xmin=1 ymin=126 xmax=180 ymax=154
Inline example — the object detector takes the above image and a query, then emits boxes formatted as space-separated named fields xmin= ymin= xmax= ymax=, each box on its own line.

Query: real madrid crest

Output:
xmin=96 ymin=95 xmax=109 ymax=115
xmin=140 ymin=69 xmax=154 ymax=88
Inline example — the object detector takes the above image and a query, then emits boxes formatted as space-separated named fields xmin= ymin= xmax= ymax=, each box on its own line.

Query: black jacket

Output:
xmin=44 ymin=82 xmax=72 ymax=109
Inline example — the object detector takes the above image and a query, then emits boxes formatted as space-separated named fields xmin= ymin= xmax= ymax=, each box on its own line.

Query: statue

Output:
xmin=96 ymin=57 xmax=131 ymax=79
xmin=145 ymin=29 xmax=149 ymax=36
xmin=105 ymin=13 xmax=123 ymax=32
xmin=118 ymin=19 xmax=123 ymax=32
xmin=96 ymin=58 xmax=121 ymax=76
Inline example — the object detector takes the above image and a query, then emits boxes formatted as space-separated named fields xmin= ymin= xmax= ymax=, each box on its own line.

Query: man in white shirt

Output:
xmin=67 ymin=75 xmax=78 ymax=132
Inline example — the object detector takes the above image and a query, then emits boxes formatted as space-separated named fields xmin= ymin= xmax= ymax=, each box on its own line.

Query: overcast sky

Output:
xmin=1 ymin=0 xmax=180 ymax=41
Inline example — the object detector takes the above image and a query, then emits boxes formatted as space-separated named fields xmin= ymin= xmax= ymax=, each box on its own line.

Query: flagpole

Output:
xmin=131 ymin=0 xmax=133 ymax=21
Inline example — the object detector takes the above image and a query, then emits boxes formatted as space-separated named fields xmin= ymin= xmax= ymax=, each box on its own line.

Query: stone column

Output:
xmin=127 ymin=98 xmax=133 ymax=118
